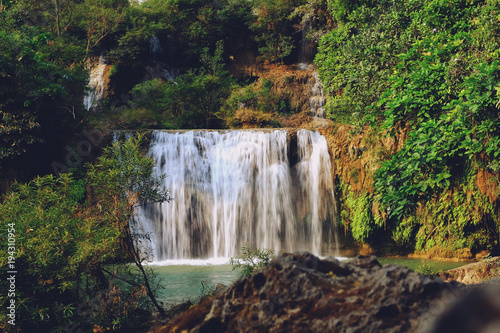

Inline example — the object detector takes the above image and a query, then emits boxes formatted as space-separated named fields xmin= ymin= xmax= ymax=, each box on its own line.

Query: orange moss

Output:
xmin=475 ymin=168 xmax=499 ymax=203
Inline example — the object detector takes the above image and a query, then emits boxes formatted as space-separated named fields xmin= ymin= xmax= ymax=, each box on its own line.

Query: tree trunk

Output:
xmin=54 ymin=0 xmax=61 ymax=37
xmin=124 ymin=225 xmax=166 ymax=317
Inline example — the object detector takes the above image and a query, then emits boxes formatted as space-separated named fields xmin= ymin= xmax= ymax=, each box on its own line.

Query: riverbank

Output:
xmin=439 ymin=256 xmax=500 ymax=284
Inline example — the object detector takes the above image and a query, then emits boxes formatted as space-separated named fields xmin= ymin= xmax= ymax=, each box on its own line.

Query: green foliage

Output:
xmin=374 ymin=110 xmax=499 ymax=251
xmin=196 ymin=280 xmax=217 ymax=302
xmin=111 ymin=40 xmax=233 ymax=130
xmin=0 ymin=135 xmax=169 ymax=332
xmin=13 ymin=0 xmax=77 ymax=38
xmin=416 ymin=191 xmax=496 ymax=252
xmin=250 ymin=0 xmax=301 ymax=62
xmin=226 ymin=78 xmax=278 ymax=111
xmin=0 ymin=174 xmax=88 ymax=331
xmin=124 ymin=72 xmax=233 ymax=129
xmin=317 ymin=0 xmax=420 ymax=123
xmin=76 ymin=0 xmax=127 ymax=56
xmin=374 ymin=62 xmax=500 ymax=237
xmin=118 ymin=107 xmax=162 ymax=130
xmin=102 ymin=43 xmax=224 ymax=130
xmin=200 ymin=40 xmax=226 ymax=75
xmin=108 ymin=0 xmax=253 ymax=65
xmin=319 ymin=0 xmax=500 ymax=253
xmin=415 ymin=260 xmax=441 ymax=276
xmin=221 ymin=78 xmax=284 ymax=127
xmin=229 ymin=246 xmax=274 ymax=277
xmin=338 ymin=183 xmax=382 ymax=244
xmin=130 ymin=78 xmax=171 ymax=113
xmin=290 ymin=0 xmax=331 ymax=43
xmin=0 ymin=29 xmax=86 ymax=162
xmin=318 ymin=0 xmax=500 ymax=125
xmin=86 ymin=134 xmax=170 ymax=207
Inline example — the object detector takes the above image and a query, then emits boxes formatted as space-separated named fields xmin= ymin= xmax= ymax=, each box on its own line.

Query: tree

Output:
xmin=76 ymin=0 xmax=126 ymax=57
xmin=0 ymin=29 xmax=86 ymax=164
xmin=0 ymin=134 xmax=170 ymax=331
xmin=250 ymin=0 xmax=298 ymax=63
xmin=13 ymin=0 xmax=76 ymax=37
xmin=86 ymin=134 xmax=171 ymax=316
xmin=125 ymin=41 xmax=233 ymax=129
xmin=229 ymin=246 xmax=274 ymax=277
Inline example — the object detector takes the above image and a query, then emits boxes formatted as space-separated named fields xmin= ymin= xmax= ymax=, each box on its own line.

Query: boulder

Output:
xmin=152 ymin=252 xmax=472 ymax=333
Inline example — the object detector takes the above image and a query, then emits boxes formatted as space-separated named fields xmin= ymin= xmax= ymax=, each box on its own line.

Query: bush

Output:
xmin=229 ymin=246 xmax=274 ymax=277
xmin=415 ymin=261 xmax=441 ymax=276
xmin=0 ymin=135 xmax=169 ymax=331
xmin=222 ymin=78 xmax=282 ymax=128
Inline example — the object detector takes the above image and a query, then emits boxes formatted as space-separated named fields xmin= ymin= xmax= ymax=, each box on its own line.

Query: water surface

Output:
xmin=378 ymin=257 xmax=470 ymax=271
xmin=152 ymin=262 xmax=240 ymax=305
xmin=152 ymin=257 xmax=471 ymax=305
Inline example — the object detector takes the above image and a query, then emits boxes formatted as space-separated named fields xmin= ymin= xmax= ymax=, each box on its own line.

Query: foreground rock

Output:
xmin=427 ymin=279 xmax=500 ymax=333
xmin=152 ymin=252 xmax=479 ymax=333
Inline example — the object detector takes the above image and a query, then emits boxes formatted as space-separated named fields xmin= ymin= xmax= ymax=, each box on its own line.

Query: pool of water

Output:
xmin=150 ymin=261 xmax=241 ymax=305
xmin=377 ymin=257 xmax=470 ymax=272
xmin=150 ymin=256 xmax=471 ymax=305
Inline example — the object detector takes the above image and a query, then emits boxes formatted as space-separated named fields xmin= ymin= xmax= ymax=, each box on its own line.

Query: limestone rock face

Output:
xmin=153 ymin=253 xmax=468 ymax=333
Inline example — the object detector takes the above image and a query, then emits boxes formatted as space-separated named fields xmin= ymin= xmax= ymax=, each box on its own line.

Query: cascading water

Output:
xmin=150 ymin=35 xmax=163 ymax=56
xmin=309 ymin=72 xmax=325 ymax=118
xmin=84 ymin=56 xmax=107 ymax=111
xmin=298 ymin=22 xmax=315 ymax=66
xmin=145 ymin=35 xmax=178 ymax=81
xmin=135 ymin=129 xmax=336 ymax=262
xmin=294 ymin=21 xmax=326 ymax=119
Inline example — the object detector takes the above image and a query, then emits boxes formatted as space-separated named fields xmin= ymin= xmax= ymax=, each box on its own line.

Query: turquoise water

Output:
xmin=151 ymin=257 xmax=470 ymax=305
xmin=151 ymin=263 xmax=241 ymax=305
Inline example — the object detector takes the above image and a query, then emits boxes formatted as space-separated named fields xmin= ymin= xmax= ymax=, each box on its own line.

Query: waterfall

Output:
xmin=146 ymin=35 xmax=178 ymax=81
xmin=309 ymin=72 xmax=325 ymax=118
xmin=150 ymin=35 xmax=163 ymax=57
xmin=298 ymin=22 xmax=315 ymax=65
xmin=135 ymin=129 xmax=336 ymax=261
xmin=84 ymin=56 xmax=107 ymax=111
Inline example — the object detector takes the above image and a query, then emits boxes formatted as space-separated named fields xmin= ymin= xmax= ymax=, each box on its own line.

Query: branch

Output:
xmin=101 ymin=267 xmax=137 ymax=287
xmin=60 ymin=105 xmax=76 ymax=118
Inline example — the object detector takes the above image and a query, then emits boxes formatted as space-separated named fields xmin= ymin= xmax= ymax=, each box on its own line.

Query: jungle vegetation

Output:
xmin=318 ymin=0 xmax=500 ymax=256
xmin=1 ymin=0 xmax=500 ymax=331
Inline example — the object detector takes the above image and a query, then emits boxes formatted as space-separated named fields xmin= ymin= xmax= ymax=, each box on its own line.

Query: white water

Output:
xmin=84 ymin=56 xmax=107 ymax=111
xmin=295 ymin=65 xmax=326 ymax=118
xmin=135 ymin=129 xmax=336 ymax=262
xmin=309 ymin=72 xmax=325 ymax=118
xmin=151 ymin=258 xmax=232 ymax=266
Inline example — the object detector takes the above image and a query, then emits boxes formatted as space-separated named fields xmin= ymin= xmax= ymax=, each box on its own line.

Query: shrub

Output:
xmin=229 ymin=246 xmax=274 ymax=277
xmin=0 ymin=134 xmax=169 ymax=331
xmin=415 ymin=261 xmax=441 ymax=276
